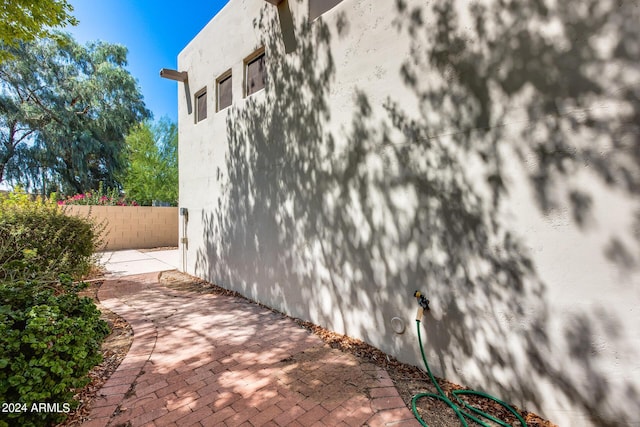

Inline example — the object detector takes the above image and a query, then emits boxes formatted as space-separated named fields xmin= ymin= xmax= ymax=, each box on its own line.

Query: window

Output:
xmin=217 ymin=71 xmax=232 ymax=111
xmin=245 ymin=49 xmax=265 ymax=97
xmin=195 ymin=87 xmax=207 ymax=122
xmin=309 ymin=0 xmax=343 ymax=20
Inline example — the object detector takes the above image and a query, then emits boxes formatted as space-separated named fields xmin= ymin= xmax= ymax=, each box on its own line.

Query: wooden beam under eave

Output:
xmin=264 ymin=0 xmax=283 ymax=5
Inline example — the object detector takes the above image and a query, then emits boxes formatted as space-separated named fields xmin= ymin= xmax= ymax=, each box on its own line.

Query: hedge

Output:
xmin=0 ymin=190 xmax=109 ymax=426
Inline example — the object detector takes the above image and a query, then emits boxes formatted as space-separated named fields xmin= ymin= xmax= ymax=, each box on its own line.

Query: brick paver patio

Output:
xmin=82 ymin=272 xmax=420 ymax=427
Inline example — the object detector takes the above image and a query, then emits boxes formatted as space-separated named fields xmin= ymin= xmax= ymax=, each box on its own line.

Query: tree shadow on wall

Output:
xmin=195 ymin=0 xmax=339 ymax=325
xmin=195 ymin=0 xmax=640 ymax=424
xmin=388 ymin=0 xmax=640 ymax=424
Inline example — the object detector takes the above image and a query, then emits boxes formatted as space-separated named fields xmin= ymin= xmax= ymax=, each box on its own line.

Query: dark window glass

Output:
xmin=246 ymin=53 xmax=265 ymax=96
xmin=196 ymin=89 xmax=207 ymax=122
xmin=309 ymin=0 xmax=343 ymax=20
xmin=217 ymin=74 xmax=232 ymax=110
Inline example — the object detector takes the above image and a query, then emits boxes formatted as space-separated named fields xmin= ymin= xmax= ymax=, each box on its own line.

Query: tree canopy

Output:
xmin=0 ymin=33 xmax=150 ymax=194
xmin=0 ymin=0 xmax=77 ymax=62
xmin=121 ymin=119 xmax=178 ymax=206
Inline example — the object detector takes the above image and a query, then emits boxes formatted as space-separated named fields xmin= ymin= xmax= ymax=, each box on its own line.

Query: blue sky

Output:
xmin=67 ymin=0 xmax=230 ymax=123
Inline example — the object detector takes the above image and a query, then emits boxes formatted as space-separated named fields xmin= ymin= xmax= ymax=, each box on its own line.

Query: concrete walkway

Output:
xmin=98 ymin=249 xmax=179 ymax=276
xmin=84 ymin=252 xmax=419 ymax=427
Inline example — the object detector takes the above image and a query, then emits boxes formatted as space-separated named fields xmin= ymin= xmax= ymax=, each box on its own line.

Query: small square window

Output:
xmin=217 ymin=71 xmax=232 ymax=111
xmin=195 ymin=88 xmax=207 ymax=122
xmin=245 ymin=50 xmax=265 ymax=97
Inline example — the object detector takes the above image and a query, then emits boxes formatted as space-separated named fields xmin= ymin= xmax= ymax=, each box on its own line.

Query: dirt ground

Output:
xmin=59 ymin=270 xmax=556 ymax=427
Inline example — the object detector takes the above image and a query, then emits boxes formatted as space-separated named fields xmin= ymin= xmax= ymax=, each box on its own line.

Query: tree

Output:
xmin=0 ymin=0 xmax=77 ymax=62
xmin=121 ymin=119 xmax=178 ymax=206
xmin=0 ymin=33 xmax=150 ymax=193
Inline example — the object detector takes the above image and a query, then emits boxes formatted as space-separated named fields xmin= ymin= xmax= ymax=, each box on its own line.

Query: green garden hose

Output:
xmin=412 ymin=319 xmax=528 ymax=427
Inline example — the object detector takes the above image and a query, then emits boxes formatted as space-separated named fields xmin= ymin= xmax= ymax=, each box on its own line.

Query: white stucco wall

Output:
xmin=177 ymin=0 xmax=640 ymax=425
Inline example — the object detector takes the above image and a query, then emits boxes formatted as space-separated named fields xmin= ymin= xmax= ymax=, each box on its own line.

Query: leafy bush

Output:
xmin=0 ymin=189 xmax=104 ymax=281
xmin=0 ymin=189 xmax=109 ymax=426
xmin=0 ymin=277 xmax=109 ymax=426
xmin=56 ymin=182 xmax=139 ymax=206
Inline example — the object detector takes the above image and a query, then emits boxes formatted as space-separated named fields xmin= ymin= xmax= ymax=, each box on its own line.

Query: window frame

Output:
xmin=194 ymin=87 xmax=208 ymax=123
xmin=216 ymin=69 xmax=233 ymax=112
xmin=244 ymin=47 xmax=266 ymax=98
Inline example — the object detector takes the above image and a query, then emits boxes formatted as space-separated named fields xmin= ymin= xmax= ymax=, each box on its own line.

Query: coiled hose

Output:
xmin=412 ymin=319 xmax=528 ymax=427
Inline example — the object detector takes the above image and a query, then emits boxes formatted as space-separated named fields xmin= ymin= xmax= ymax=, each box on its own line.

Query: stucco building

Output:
xmin=174 ymin=0 xmax=640 ymax=425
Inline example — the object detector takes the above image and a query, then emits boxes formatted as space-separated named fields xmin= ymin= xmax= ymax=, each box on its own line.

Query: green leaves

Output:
xmin=0 ymin=33 xmax=151 ymax=193
xmin=0 ymin=191 xmax=104 ymax=281
xmin=0 ymin=279 xmax=108 ymax=426
xmin=121 ymin=118 xmax=179 ymax=206
xmin=0 ymin=0 xmax=77 ymax=63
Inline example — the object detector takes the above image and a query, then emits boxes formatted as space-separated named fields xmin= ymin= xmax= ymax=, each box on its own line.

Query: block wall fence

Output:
xmin=62 ymin=205 xmax=178 ymax=250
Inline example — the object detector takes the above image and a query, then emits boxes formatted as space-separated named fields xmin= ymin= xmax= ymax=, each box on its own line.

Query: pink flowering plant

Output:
xmin=57 ymin=183 xmax=139 ymax=206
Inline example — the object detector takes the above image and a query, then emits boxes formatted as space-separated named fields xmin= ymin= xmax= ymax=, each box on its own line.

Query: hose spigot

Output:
xmin=414 ymin=290 xmax=430 ymax=320
xmin=414 ymin=290 xmax=430 ymax=310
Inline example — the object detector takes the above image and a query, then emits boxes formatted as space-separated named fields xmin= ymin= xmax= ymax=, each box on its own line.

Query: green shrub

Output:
xmin=0 ymin=189 xmax=104 ymax=281
xmin=0 ymin=277 xmax=109 ymax=426
xmin=0 ymin=189 xmax=109 ymax=426
xmin=57 ymin=182 xmax=140 ymax=206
